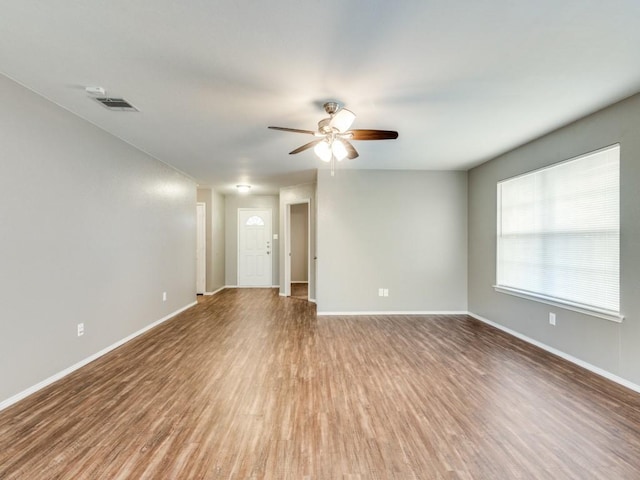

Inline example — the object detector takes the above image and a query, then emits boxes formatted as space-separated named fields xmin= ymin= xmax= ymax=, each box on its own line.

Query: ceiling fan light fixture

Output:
xmin=330 ymin=108 xmax=356 ymax=133
xmin=268 ymin=102 xmax=398 ymax=174
xmin=314 ymin=141 xmax=332 ymax=162
xmin=332 ymin=139 xmax=348 ymax=161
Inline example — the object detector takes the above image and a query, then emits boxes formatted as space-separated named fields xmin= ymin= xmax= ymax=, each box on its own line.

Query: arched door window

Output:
xmin=245 ymin=215 xmax=265 ymax=226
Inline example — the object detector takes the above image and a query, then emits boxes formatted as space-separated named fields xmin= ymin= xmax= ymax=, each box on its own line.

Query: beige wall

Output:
xmin=468 ymin=92 xmax=640 ymax=386
xmin=317 ymin=170 xmax=468 ymax=313
xmin=0 ymin=74 xmax=196 ymax=406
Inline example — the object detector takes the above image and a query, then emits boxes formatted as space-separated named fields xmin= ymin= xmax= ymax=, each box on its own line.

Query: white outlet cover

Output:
xmin=378 ymin=288 xmax=384 ymax=297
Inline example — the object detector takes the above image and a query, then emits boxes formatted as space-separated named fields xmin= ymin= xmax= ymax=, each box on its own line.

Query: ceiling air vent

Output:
xmin=94 ymin=97 xmax=139 ymax=111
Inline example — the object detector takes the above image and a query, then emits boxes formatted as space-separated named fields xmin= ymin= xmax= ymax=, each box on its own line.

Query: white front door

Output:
xmin=238 ymin=209 xmax=272 ymax=286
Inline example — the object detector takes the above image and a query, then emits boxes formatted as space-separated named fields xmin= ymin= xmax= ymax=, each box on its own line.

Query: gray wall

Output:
xmin=211 ymin=189 xmax=226 ymax=291
xmin=197 ymin=188 xmax=225 ymax=293
xmin=316 ymin=170 xmax=468 ymax=312
xmin=225 ymin=195 xmax=279 ymax=286
xmin=0 ymin=74 xmax=196 ymax=405
xmin=290 ymin=203 xmax=309 ymax=282
xmin=468 ymin=92 xmax=640 ymax=386
xmin=279 ymin=183 xmax=317 ymax=299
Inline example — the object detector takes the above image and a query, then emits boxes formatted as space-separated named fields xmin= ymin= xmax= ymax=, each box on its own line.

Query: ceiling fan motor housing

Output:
xmin=323 ymin=102 xmax=339 ymax=115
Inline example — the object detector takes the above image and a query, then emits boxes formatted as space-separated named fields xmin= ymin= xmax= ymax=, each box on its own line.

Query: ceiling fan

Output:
xmin=268 ymin=102 xmax=398 ymax=174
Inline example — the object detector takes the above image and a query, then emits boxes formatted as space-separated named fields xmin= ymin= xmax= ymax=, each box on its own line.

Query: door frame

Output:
xmin=283 ymin=199 xmax=311 ymax=297
xmin=237 ymin=208 xmax=273 ymax=287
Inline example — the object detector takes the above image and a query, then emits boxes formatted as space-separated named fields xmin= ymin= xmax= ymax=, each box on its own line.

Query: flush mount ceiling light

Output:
xmin=85 ymin=86 xmax=106 ymax=96
xmin=236 ymin=184 xmax=251 ymax=194
xmin=268 ymin=101 xmax=398 ymax=175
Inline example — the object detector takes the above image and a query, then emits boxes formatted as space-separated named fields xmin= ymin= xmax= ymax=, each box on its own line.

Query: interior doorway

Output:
xmin=196 ymin=202 xmax=206 ymax=294
xmin=284 ymin=200 xmax=310 ymax=299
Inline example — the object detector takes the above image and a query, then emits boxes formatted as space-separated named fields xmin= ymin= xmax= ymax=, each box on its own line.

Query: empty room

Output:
xmin=1 ymin=1 xmax=640 ymax=478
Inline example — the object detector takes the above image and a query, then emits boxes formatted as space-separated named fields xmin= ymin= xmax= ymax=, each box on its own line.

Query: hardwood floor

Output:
xmin=1 ymin=288 xmax=640 ymax=479
xmin=290 ymin=283 xmax=308 ymax=300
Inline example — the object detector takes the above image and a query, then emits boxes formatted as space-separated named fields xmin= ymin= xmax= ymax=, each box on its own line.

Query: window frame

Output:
xmin=493 ymin=144 xmax=623 ymax=323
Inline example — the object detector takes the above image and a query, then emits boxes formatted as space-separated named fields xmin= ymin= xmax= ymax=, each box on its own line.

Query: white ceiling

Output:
xmin=2 ymin=1 xmax=640 ymax=194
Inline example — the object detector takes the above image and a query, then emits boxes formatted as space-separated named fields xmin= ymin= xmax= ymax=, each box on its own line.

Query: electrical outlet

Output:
xmin=378 ymin=288 xmax=384 ymax=297
xmin=163 ymin=292 xmax=167 ymax=302
xmin=549 ymin=312 xmax=556 ymax=326
xmin=77 ymin=323 xmax=84 ymax=337
xmin=383 ymin=289 xmax=389 ymax=297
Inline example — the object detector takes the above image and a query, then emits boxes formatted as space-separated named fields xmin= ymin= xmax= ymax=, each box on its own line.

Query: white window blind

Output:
xmin=496 ymin=144 xmax=620 ymax=320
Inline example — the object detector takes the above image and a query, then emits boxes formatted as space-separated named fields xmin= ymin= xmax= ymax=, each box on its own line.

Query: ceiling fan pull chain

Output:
xmin=331 ymin=156 xmax=335 ymax=176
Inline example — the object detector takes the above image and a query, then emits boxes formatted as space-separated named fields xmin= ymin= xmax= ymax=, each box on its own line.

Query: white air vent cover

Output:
xmin=94 ymin=97 xmax=138 ymax=111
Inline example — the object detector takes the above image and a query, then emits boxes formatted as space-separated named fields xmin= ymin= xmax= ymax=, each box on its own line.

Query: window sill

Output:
xmin=493 ymin=285 xmax=624 ymax=323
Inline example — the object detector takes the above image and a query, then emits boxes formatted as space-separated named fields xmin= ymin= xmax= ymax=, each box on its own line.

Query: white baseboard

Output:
xmin=279 ymin=293 xmax=315 ymax=303
xmin=0 ymin=301 xmax=198 ymax=413
xmin=291 ymin=281 xmax=308 ymax=284
xmin=317 ymin=310 xmax=469 ymax=316
xmin=467 ymin=311 xmax=640 ymax=394
xmin=204 ymin=286 xmax=226 ymax=296
xmin=225 ymin=285 xmax=279 ymax=289
xmin=280 ymin=294 xmax=316 ymax=303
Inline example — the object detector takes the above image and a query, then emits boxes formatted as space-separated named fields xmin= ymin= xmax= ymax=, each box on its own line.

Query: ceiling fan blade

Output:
xmin=330 ymin=108 xmax=356 ymax=132
xmin=344 ymin=140 xmax=359 ymax=159
xmin=349 ymin=129 xmax=399 ymax=140
xmin=268 ymin=126 xmax=316 ymax=135
xmin=289 ymin=139 xmax=322 ymax=155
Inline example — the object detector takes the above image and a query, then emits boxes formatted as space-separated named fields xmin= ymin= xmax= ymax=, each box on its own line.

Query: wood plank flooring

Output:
xmin=1 ymin=288 xmax=640 ymax=479
xmin=290 ymin=283 xmax=308 ymax=300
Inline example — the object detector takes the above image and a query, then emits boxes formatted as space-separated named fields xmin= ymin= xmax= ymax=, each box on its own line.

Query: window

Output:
xmin=495 ymin=144 xmax=621 ymax=321
xmin=245 ymin=215 xmax=265 ymax=226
